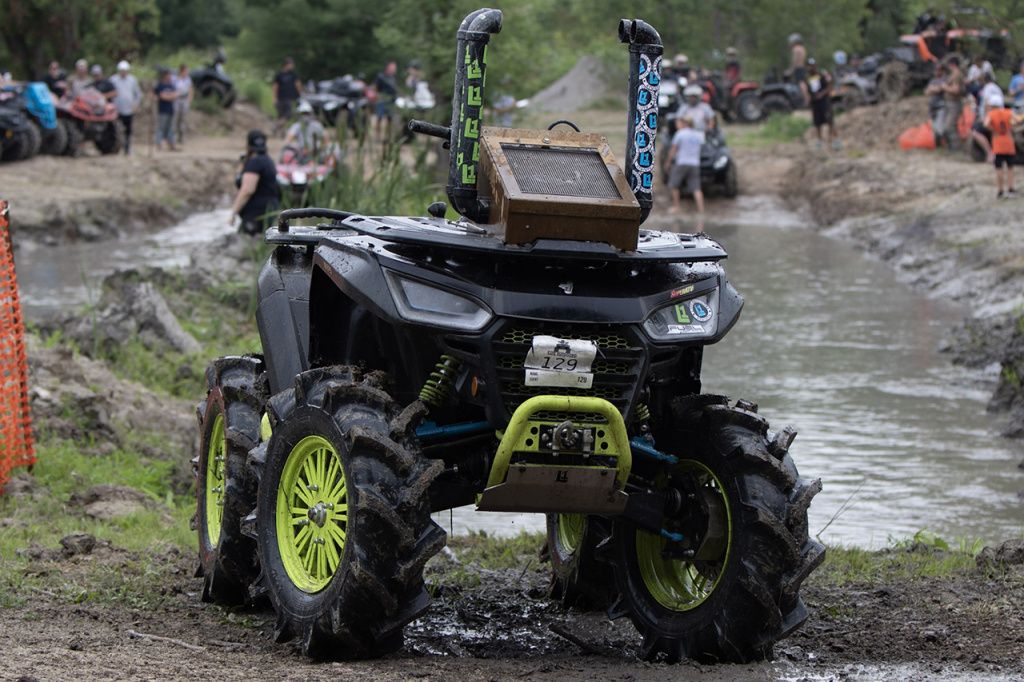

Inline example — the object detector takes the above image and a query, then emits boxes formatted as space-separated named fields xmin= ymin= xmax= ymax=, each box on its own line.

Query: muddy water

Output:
xmin=14 ymin=209 xmax=234 ymax=317
xmin=13 ymin=202 xmax=1022 ymax=547
xmin=446 ymin=198 xmax=1023 ymax=547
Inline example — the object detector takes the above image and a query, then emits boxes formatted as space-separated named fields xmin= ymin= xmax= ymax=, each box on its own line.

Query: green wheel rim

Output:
xmin=276 ymin=435 xmax=348 ymax=594
xmin=636 ymin=460 xmax=732 ymax=612
xmin=555 ymin=513 xmax=586 ymax=556
xmin=204 ymin=412 xmax=227 ymax=546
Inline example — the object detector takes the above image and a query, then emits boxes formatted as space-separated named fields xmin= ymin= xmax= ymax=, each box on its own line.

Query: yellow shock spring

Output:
xmin=635 ymin=402 xmax=651 ymax=424
xmin=419 ymin=355 xmax=461 ymax=408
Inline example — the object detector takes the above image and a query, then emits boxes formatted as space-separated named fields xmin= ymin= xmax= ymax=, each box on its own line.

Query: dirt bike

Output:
xmin=192 ymin=8 xmax=823 ymax=664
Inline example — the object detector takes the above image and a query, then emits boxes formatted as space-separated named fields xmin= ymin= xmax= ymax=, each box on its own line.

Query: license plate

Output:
xmin=523 ymin=335 xmax=596 ymax=388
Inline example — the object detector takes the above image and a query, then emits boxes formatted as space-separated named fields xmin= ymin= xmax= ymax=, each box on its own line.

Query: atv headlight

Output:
xmin=384 ymin=271 xmax=492 ymax=331
xmin=643 ymin=289 xmax=719 ymax=341
xmin=292 ymin=170 xmax=308 ymax=185
xmin=713 ymin=155 xmax=729 ymax=170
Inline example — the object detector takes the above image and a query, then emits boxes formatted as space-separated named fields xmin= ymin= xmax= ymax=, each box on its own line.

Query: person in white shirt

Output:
xmin=675 ymin=85 xmax=715 ymax=132
xmin=284 ymin=101 xmax=328 ymax=159
xmin=666 ymin=115 xmax=706 ymax=229
xmin=172 ymin=64 xmax=194 ymax=146
xmin=110 ymin=61 xmax=141 ymax=154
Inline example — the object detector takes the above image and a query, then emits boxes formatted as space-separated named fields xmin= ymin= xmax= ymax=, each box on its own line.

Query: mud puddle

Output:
xmin=14 ymin=209 xmax=233 ymax=318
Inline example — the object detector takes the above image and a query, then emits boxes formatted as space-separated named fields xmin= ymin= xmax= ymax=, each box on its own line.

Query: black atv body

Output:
xmin=193 ymin=9 xmax=821 ymax=666
xmin=699 ymin=128 xmax=738 ymax=197
xmin=304 ymin=76 xmax=368 ymax=130
xmin=0 ymin=91 xmax=34 ymax=162
xmin=192 ymin=55 xmax=236 ymax=108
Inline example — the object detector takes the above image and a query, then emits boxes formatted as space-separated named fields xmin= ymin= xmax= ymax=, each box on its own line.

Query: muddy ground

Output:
xmin=3 ymin=526 xmax=1023 ymax=682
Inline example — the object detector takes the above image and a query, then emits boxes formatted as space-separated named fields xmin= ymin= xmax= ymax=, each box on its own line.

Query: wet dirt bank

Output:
xmin=734 ymin=98 xmax=1024 ymax=440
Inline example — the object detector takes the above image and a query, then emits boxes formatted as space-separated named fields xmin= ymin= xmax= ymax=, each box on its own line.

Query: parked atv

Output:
xmin=699 ymin=72 xmax=764 ymax=123
xmin=700 ymin=126 xmax=738 ymax=197
xmin=304 ymin=75 xmax=369 ymax=131
xmin=192 ymin=50 xmax=236 ymax=108
xmin=276 ymin=144 xmax=339 ymax=206
xmin=0 ymin=90 xmax=35 ymax=162
xmin=759 ymin=73 xmax=806 ymax=115
xmin=193 ymin=9 xmax=822 ymax=664
xmin=56 ymin=89 xmax=124 ymax=155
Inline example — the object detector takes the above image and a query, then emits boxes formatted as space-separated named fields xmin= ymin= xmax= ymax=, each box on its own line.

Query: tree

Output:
xmin=0 ymin=0 xmax=159 ymax=79
xmin=155 ymin=0 xmax=237 ymax=50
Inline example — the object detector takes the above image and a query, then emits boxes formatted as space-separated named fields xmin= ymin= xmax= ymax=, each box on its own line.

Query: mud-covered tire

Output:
xmin=95 ymin=120 xmax=124 ymax=155
xmin=545 ymin=513 xmax=612 ymax=609
xmin=878 ymin=62 xmax=909 ymax=103
xmin=24 ymin=122 xmax=43 ymax=159
xmin=62 ymin=119 xmax=84 ymax=157
xmin=722 ymin=162 xmax=739 ymax=198
xmin=194 ymin=356 xmax=267 ymax=605
xmin=603 ymin=395 xmax=824 ymax=663
xmin=735 ymin=91 xmax=763 ymax=123
xmin=253 ymin=366 xmax=445 ymax=659
xmin=40 ymin=119 xmax=68 ymax=156
xmin=761 ymin=93 xmax=793 ymax=116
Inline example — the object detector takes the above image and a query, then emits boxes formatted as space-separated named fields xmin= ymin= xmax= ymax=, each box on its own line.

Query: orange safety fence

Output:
xmin=0 ymin=199 xmax=35 ymax=492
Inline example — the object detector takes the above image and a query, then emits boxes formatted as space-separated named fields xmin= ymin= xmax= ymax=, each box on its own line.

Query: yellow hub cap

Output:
xmin=276 ymin=435 xmax=348 ymax=593
xmin=204 ymin=413 xmax=227 ymax=546
xmin=636 ymin=460 xmax=732 ymax=611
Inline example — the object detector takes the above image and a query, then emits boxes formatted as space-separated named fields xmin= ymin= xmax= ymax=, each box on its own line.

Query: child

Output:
xmin=984 ymin=95 xmax=1018 ymax=198
xmin=666 ymin=115 xmax=705 ymax=229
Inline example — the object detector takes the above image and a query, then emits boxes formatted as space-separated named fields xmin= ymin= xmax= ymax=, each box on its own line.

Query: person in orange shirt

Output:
xmin=984 ymin=94 xmax=1018 ymax=198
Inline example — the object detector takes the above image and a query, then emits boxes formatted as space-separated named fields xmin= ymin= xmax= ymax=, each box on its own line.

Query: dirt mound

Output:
xmin=530 ymin=56 xmax=618 ymax=113
xmin=832 ymin=96 xmax=931 ymax=152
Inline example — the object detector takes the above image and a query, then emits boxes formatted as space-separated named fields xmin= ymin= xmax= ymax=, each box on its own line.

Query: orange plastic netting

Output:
xmin=0 ymin=199 xmax=35 ymax=492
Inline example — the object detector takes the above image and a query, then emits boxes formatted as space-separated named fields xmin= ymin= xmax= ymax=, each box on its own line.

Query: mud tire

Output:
xmin=62 ymin=119 xmax=84 ymax=157
xmin=879 ymin=62 xmax=909 ymax=103
xmin=761 ymin=93 xmax=792 ymax=116
xmin=24 ymin=122 xmax=43 ymax=159
xmin=254 ymin=366 xmax=445 ymax=659
xmin=40 ymin=118 xmax=68 ymax=156
xmin=602 ymin=396 xmax=824 ymax=663
xmin=95 ymin=119 xmax=125 ymax=155
xmin=545 ymin=513 xmax=612 ymax=609
xmin=195 ymin=356 xmax=267 ymax=605
xmin=735 ymin=91 xmax=763 ymax=123
xmin=722 ymin=162 xmax=739 ymax=198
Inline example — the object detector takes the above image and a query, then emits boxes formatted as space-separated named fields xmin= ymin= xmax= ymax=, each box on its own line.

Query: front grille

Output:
xmin=492 ymin=324 xmax=645 ymax=419
xmin=502 ymin=144 xmax=621 ymax=199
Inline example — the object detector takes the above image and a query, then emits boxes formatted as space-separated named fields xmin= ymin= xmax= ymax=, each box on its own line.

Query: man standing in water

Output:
xmin=666 ymin=115 xmax=705 ymax=230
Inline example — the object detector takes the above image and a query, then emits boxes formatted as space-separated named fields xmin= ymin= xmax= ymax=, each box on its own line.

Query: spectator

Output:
xmin=672 ymin=53 xmax=694 ymax=84
xmin=789 ymin=33 xmax=807 ymax=98
xmin=971 ymin=74 xmax=1004 ymax=161
xmin=925 ymin=63 xmax=949 ymax=146
xmin=272 ymin=57 xmax=302 ymax=133
xmin=373 ymin=60 xmax=399 ymax=139
xmin=283 ymin=101 xmax=327 ymax=159
xmin=43 ymin=61 xmax=67 ymax=98
xmin=724 ymin=47 xmax=741 ymax=83
xmin=172 ymin=64 xmax=193 ymax=146
xmin=230 ymin=129 xmax=280 ymax=235
xmin=405 ymin=60 xmax=436 ymax=109
xmin=666 ymin=115 xmax=705 ymax=229
xmin=984 ymin=96 xmax=1018 ymax=198
xmin=110 ymin=61 xmax=142 ymax=154
xmin=90 ymin=64 xmax=115 ymax=100
xmin=805 ymin=58 xmax=839 ymax=150
xmin=941 ymin=56 xmax=965 ymax=150
xmin=676 ymin=85 xmax=715 ymax=132
xmin=153 ymin=69 xmax=178 ymax=151
xmin=1009 ymin=60 xmax=1024 ymax=112
xmin=966 ymin=54 xmax=994 ymax=102
xmin=68 ymin=59 xmax=91 ymax=97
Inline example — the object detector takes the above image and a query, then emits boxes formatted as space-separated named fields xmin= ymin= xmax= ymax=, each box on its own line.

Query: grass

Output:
xmin=730 ymin=113 xmax=812 ymax=149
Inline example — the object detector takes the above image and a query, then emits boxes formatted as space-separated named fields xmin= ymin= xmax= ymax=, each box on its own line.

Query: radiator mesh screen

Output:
xmin=502 ymin=145 xmax=621 ymax=199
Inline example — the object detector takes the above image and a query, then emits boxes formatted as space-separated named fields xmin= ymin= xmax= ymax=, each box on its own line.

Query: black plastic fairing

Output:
xmin=256 ymin=246 xmax=313 ymax=394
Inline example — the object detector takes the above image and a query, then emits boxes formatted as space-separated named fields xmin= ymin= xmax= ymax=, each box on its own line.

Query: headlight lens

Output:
xmin=713 ymin=155 xmax=729 ymax=170
xmin=643 ymin=289 xmax=719 ymax=341
xmin=384 ymin=270 xmax=492 ymax=331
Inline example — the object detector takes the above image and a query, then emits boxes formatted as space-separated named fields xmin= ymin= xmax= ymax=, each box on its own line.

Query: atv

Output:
xmin=304 ymin=75 xmax=369 ymax=131
xmin=700 ymin=125 xmax=739 ymax=197
xmin=276 ymin=143 xmax=340 ymax=207
xmin=56 ymin=89 xmax=124 ymax=156
xmin=193 ymin=9 xmax=823 ymax=664
xmin=0 ymin=89 xmax=35 ymax=162
xmin=192 ymin=49 xmax=237 ymax=108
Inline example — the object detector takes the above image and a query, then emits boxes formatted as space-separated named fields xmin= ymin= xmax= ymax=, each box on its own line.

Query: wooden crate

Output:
xmin=477 ymin=127 xmax=641 ymax=251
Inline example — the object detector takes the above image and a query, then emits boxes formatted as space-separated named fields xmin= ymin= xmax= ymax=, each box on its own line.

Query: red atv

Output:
xmin=700 ymin=72 xmax=765 ymax=123
xmin=56 ymin=90 xmax=124 ymax=156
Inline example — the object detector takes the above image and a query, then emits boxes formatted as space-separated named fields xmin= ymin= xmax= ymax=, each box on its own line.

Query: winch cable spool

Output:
xmin=0 ymin=200 xmax=35 ymax=493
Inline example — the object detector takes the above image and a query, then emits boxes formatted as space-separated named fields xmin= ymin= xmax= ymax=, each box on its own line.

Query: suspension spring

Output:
xmin=419 ymin=355 xmax=462 ymax=408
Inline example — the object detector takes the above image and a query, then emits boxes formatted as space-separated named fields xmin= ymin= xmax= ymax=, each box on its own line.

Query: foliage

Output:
xmin=0 ymin=0 xmax=160 ymax=79
xmin=155 ymin=0 xmax=237 ymax=50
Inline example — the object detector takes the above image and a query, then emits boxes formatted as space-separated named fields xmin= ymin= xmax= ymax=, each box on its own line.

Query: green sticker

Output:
xmin=674 ymin=304 xmax=690 ymax=324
